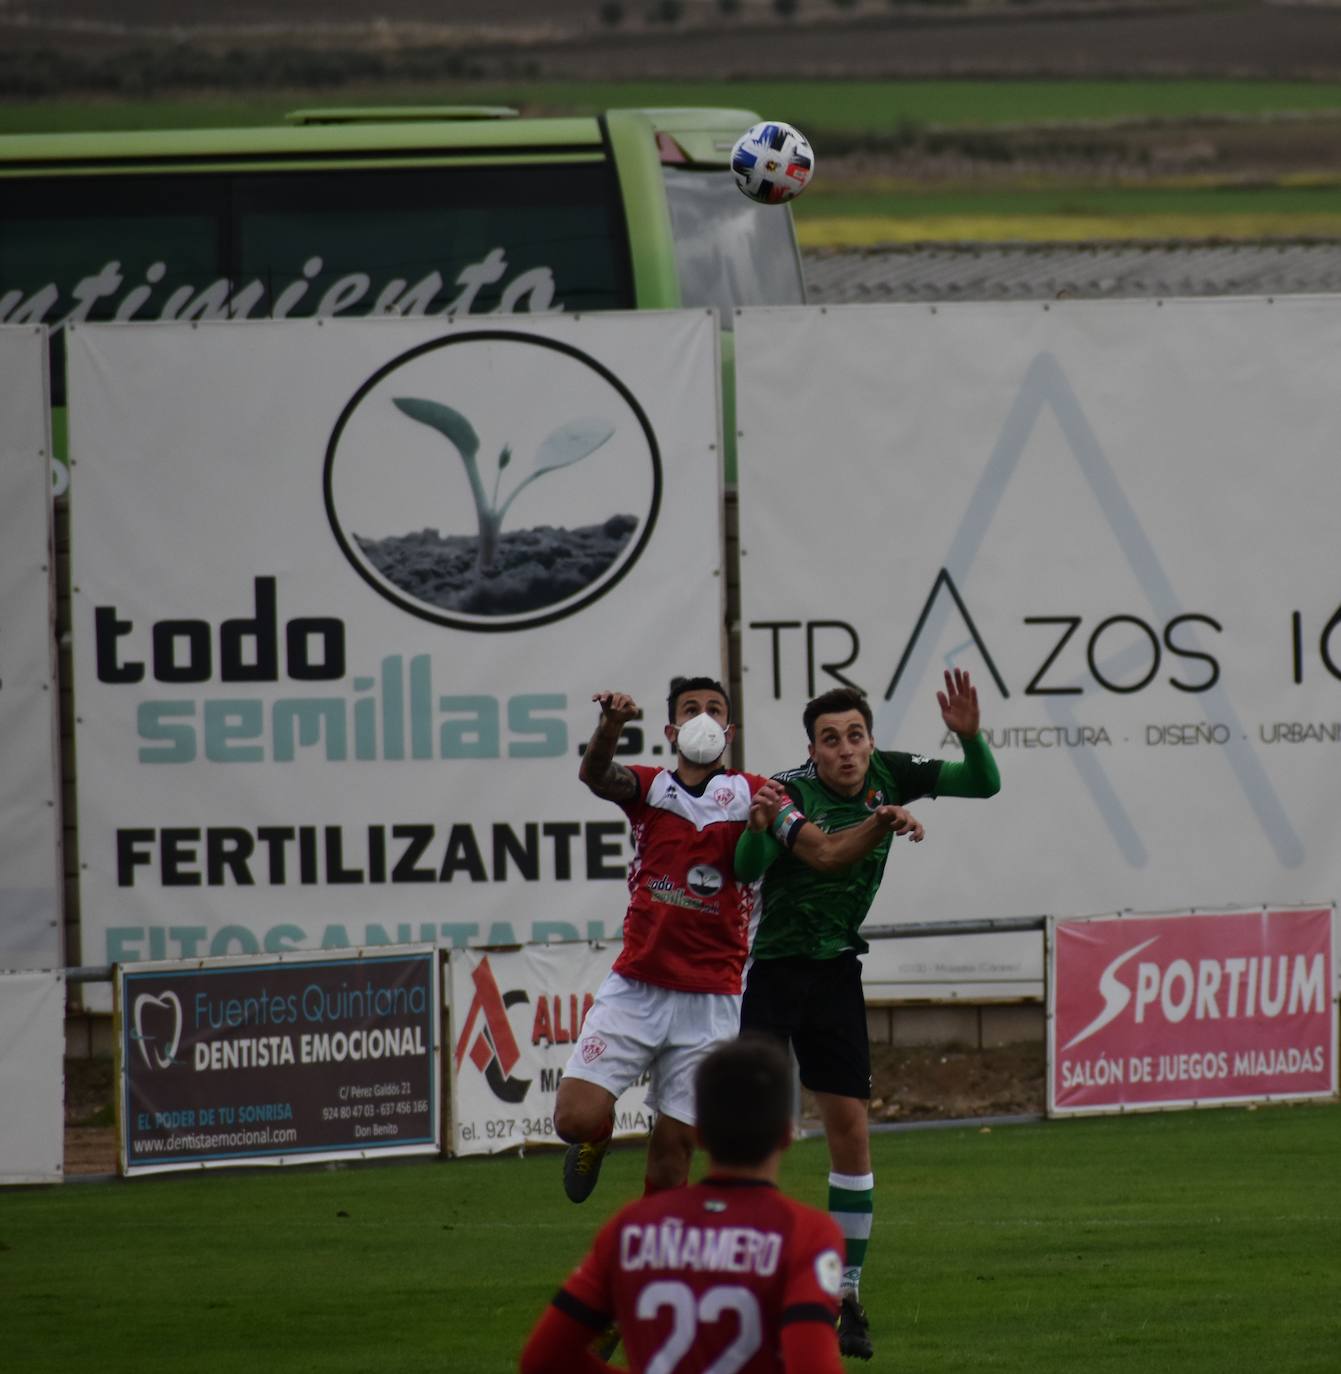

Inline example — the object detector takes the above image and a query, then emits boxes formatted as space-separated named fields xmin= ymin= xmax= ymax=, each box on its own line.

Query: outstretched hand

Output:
xmin=875 ymin=805 xmax=924 ymax=843
xmin=936 ymin=668 xmax=980 ymax=738
xmin=592 ymin=691 xmax=641 ymax=727
xmin=748 ymin=779 xmax=788 ymax=833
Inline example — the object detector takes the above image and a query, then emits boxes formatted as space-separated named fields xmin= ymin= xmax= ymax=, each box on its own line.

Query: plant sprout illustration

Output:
xmin=393 ymin=396 xmax=615 ymax=573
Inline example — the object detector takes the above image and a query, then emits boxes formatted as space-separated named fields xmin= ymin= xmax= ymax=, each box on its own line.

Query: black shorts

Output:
xmin=740 ymin=952 xmax=871 ymax=1100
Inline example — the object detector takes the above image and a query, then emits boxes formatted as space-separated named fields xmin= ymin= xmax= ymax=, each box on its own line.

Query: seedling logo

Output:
xmin=131 ymin=990 xmax=183 ymax=1069
xmin=687 ymin=864 xmax=724 ymax=898
xmin=325 ymin=331 xmax=662 ymax=632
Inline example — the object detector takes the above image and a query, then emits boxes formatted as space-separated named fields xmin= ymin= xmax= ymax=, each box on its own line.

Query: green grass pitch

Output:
xmin=2 ymin=1101 xmax=1339 ymax=1372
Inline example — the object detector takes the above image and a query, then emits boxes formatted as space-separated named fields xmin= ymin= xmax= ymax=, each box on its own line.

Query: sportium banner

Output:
xmin=449 ymin=941 xmax=651 ymax=1158
xmin=67 ymin=313 xmax=723 ymax=1011
xmin=1049 ymin=907 xmax=1336 ymax=1116
xmin=736 ymin=300 xmax=1341 ymax=940
xmin=117 ymin=945 xmax=439 ymax=1173
xmin=0 ymin=325 xmax=62 ymax=971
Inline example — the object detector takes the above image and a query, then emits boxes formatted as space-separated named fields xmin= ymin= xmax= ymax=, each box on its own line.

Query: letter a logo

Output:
xmin=453 ymin=956 xmax=532 ymax=1104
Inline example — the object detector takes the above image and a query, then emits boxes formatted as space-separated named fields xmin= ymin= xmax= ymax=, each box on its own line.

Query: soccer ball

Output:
xmin=729 ymin=121 xmax=815 ymax=205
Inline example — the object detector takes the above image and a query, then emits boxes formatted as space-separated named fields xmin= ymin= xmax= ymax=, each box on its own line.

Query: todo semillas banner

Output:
xmin=66 ymin=314 xmax=723 ymax=1012
xmin=1049 ymin=907 xmax=1336 ymax=1115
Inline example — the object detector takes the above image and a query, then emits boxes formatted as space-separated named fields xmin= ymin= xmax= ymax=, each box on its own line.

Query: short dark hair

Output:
xmin=695 ymin=1034 xmax=792 ymax=1166
xmin=803 ymin=686 xmax=873 ymax=742
xmin=667 ymin=675 xmax=732 ymax=723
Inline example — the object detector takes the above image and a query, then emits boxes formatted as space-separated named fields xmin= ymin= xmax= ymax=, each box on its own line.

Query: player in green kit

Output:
xmin=735 ymin=669 xmax=1001 ymax=1361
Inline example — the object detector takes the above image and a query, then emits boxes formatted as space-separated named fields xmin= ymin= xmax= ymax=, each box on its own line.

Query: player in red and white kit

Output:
xmin=554 ymin=677 xmax=923 ymax=1203
xmin=522 ymin=1035 xmax=847 ymax=1374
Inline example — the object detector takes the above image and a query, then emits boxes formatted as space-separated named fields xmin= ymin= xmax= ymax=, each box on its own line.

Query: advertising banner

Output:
xmin=0 ymin=325 xmax=62 ymax=971
xmin=0 ymin=970 xmax=65 ymax=1184
xmin=1049 ymin=907 xmax=1336 ymax=1116
xmin=736 ymin=300 xmax=1341 ymax=962
xmin=117 ymin=946 xmax=438 ymax=1174
xmin=449 ymin=942 xmax=653 ymax=1157
xmin=861 ymin=928 xmax=1043 ymax=1002
xmin=68 ymin=313 xmax=723 ymax=1011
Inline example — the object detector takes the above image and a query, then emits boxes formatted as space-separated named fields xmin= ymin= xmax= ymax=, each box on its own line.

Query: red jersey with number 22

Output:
xmin=612 ymin=765 xmax=773 ymax=995
xmin=557 ymin=1177 xmax=845 ymax=1374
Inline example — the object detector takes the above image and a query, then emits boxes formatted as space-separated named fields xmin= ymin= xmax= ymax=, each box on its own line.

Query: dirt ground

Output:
xmin=62 ymin=1041 xmax=1046 ymax=1176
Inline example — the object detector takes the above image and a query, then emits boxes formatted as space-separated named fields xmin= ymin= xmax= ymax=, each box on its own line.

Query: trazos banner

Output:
xmin=1049 ymin=907 xmax=1336 ymax=1116
xmin=68 ymin=314 xmax=723 ymax=1010
xmin=449 ymin=942 xmax=651 ymax=1157
xmin=736 ymin=300 xmax=1341 ymax=939
xmin=117 ymin=946 xmax=439 ymax=1173
xmin=0 ymin=325 xmax=62 ymax=971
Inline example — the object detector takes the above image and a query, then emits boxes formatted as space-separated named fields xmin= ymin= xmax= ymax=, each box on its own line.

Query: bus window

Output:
xmin=232 ymin=162 xmax=633 ymax=320
xmin=661 ymin=164 xmax=806 ymax=326
xmin=0 ymin=159 xmax=635 ymax=403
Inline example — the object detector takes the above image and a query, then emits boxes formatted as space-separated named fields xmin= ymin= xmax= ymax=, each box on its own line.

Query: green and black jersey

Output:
xmin=745 ymin=735 xmax=999 ymax=962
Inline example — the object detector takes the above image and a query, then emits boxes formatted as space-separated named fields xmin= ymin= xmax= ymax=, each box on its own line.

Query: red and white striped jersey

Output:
xmin=611 ymin=765 xmax=773 ymax=995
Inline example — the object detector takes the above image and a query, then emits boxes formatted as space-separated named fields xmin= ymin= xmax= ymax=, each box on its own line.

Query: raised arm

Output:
xmin=932 ymin=668 xmax=1001 ymax=798
xmin=578 ymin=691 xmax=641 ymax=804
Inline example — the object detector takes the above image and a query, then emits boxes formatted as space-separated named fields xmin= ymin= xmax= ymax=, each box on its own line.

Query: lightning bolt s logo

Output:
xmin=1062 ymin=937 xmax=1159 ymax=1051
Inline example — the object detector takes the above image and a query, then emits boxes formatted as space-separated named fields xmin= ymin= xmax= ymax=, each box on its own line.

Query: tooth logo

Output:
xmin=1062 ymin=937 xmax=1159 ymax=1051
xmin=132 ymin=991 xmax=183 ymax=1069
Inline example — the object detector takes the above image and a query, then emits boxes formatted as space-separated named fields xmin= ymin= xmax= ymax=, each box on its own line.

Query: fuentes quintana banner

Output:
xmin=118 ymin=945 xmax=440 ymax=1174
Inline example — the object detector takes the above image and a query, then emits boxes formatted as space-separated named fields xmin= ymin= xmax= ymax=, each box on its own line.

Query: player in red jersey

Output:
xmin=521 ymin=1034 xmax=846 ymax=1374
xmin=554 ymin=676 xmax=924 ymax=1203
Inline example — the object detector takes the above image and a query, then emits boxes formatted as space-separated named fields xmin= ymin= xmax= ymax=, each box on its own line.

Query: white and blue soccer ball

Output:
xmin=729 ymin=120 xmax=815 ymax=205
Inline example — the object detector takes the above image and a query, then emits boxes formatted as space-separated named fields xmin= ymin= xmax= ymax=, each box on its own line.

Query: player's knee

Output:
xmin=553 ymin=1085 xmax=610 ymax=1143
xmin=552 ymin=1095 xmax=586 ymax=1143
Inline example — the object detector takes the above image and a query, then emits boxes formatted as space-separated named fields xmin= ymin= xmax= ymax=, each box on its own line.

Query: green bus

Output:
xmin=0 ymin=105 xmax=806 ymax=475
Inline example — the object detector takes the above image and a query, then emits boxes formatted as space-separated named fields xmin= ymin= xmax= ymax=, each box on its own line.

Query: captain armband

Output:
xmin=773 ymin=800 xmax=807 ymax=848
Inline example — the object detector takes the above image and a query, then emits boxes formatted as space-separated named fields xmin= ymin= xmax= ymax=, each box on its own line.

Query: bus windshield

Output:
xmin=661 ymin=165 xmax=806 ymax=326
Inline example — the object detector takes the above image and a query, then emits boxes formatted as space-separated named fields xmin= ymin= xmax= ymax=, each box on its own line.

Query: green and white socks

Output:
xmin=828 ymin=1170 xmax=874 ymax=1298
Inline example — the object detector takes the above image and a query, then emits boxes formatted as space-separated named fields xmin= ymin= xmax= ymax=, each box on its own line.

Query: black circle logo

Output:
xmin=325 ymin=331 xmax=662 ymax=632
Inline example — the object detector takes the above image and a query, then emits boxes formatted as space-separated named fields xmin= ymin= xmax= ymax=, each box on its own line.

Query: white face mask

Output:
xmin=675 ymin=711 xmax=727 ymax=765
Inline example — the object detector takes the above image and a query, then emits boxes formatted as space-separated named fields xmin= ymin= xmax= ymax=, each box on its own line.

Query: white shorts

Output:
xmin=561 ymin=972 xmax=741 ymax=1125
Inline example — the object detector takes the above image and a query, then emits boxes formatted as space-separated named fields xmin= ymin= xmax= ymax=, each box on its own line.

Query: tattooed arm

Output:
xmin=579 ymin=691 xmax=642 ymax=804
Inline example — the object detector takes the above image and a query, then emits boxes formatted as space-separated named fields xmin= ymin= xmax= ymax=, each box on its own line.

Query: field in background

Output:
xmin=8 ymin=78 xmax=1341 ymax=135
xmin=9 ymin=79 xmax=1341 ymax=244
xmin=5 ymin=1103 xmax=1339 ymax=1373
xmin=791 ymin=178 xmax=1341 ymax=245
